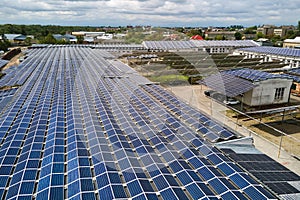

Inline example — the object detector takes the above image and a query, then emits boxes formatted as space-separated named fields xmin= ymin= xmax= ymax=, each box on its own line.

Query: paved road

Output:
xmin=168 ymin=85 xmax=300 ymax=176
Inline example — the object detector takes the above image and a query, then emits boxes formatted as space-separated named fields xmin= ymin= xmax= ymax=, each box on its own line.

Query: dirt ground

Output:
xmin=3 ymin=52 xmax=23 ymax=70
xmin=233 ymin=112 xmax=300 ymax=157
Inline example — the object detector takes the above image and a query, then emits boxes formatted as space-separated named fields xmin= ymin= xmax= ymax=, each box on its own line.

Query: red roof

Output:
xmin=191 ymin=35 xmax=204 ymax=40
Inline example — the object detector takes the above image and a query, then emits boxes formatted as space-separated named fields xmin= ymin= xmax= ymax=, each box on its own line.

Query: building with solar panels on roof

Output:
xmin=234 ymin=46 xmax=300 ymax=68
xmin=224 ymin=69 xmax=294 ymax=106
xmin=202 ymin=69 xmax=294 ymax=107
xmin=0 ymin=45 xmax=300 ymax=200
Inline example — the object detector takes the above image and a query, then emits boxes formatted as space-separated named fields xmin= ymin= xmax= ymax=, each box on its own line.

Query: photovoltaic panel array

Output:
xmin=0 ymin=59 xmax=9 ymax=69
xmin=238 ymin=46 xmax=300 ymax=58
xmin=289 ymin=68 xmax=300 ymax=75
xmin=280 ymin=73 xmax=300 ymax=83
xmin=0 ymin=45 xmax=283 ymax=200
xmin=221 ymin=148 xmax=300 ymax=199
xmin=223 ymin=68 xmax=291 ymax=82
xmin=142 ymin=40 xmax=259 ymax=51
xmin=0 ymin=88 xmax=18 ymax=111
xmin=93 ymin=44 xmax=145 ymax=51
xmin=200 ymin=73 xmax=256 ymax=97
xmin=142 ymin=41 xmax=196 ymax=50
xmin=0 ymin=48 xmax=48 ymax=88
xmin=191 ymin=40 xmax=259 ymax=48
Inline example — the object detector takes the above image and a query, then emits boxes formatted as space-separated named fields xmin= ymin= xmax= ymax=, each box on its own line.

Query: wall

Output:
xmin=283 ymin=42 xmax=300 ymax=48
xmin=236 ymin=79 xmax=293 ymax=106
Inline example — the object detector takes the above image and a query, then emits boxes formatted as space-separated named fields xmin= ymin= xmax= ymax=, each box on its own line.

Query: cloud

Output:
xmin=0 ymin=0 xmax=299 ymax=26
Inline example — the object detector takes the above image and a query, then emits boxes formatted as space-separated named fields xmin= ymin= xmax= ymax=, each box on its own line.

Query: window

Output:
xmin=274 ymin=87 xmax=285 ymax=101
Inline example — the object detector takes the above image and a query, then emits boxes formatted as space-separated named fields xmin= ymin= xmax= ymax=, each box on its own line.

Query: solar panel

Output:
xmin=223 ymin=68 xmax=292 ymax=82
xmin=239 ymin=46 xmax=300 ymax=58
xmin=201 ymin=73 xmax=256 ymax=97
xmin=0 ymin=46 xmax=284 ymax=200
xmin=0 ymin=59 xmax=9 ymax=69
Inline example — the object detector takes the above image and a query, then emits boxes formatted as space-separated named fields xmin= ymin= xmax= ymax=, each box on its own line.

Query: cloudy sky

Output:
xmin=0 ymin=0 xmax=299 ymax=27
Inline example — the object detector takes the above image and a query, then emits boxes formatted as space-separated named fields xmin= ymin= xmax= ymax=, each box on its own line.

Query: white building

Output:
xmin=283 ymin=37 xmax=300 ymax=48
xmin=224 ymin=69 xmax=293 ymax=107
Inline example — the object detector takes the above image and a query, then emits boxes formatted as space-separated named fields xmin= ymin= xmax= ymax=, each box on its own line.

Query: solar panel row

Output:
xmin=239 ymin=46 xmax=300 ymax=58
xmin=0 ymin=46 xmax=277 ymax=200
xmin=142 ymin=40 xmax=259 ymax=50
xmin=221 ymin=149 xmax=300 ymax=198
xmin=201 ymin=73 xmax=256 ymax=97
xmin=142 ymin=41 xmax=196 ymax=50
xmin=289 ymin=68 xmax=300 ymax=75
xmin=192 ymin=40 xmax=259 ymax=48
xmin=223 ymin=68 xmax=289 ymax=82
xmin=141 ymin=84 xmax=237 ymax=142
xmin=0 ymin=59 xmax=9 ymax=69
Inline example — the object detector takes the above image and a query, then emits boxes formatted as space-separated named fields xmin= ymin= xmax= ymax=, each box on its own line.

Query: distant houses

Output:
xmin=283 ymin=37 xmax=300 ymax=48
xmin=1 ymin=34 xmax=31 ymax=45
xmin=53 ymin=34 xmax=77 ymax=43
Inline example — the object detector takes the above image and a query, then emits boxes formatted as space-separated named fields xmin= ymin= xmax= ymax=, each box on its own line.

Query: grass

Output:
xmin=148 ymin=74 xmax=189 ymax=85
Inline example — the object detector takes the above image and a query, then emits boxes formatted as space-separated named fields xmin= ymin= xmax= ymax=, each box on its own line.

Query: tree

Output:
xmin=40 ymin=34 xmax=56 ymax=44
xmin=215 ymin=35 xmax=225 ymax=40
xmin=234 ymin=32 xmax=242 ymax=40
xmin=256 ymin=32 xmax=265 ymax=39
xmin=186 ymin=29 xmax=203 ymax=37
xmin=24 ymin=37 xmax=32 ymax=46
xmin=76 ymin=35 xmax=84 ymax=44
xmin=244 ymin=26 xmax=257 ymax=34
xmin=285 ymin=30 xmax=296 ymax=39
xmin=0 ymin=34 xmax=11 ymax=51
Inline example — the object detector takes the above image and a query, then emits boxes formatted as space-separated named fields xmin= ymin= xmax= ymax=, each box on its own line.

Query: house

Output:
xmin=274 ymin=26 xmax=295 ymax=38
xmin=283 ymin=37 xmax=300 ymax=48
xmin=257 ymin=25 xmax=275 ymax=37
xmin=256 ymin=38 xmax=273 ymax=46
xmin=4 ymin=34 xmax=27 ymax=44
xmin=53 ymin=34 xmax=77 ymax=43
xmin=223 ymin=69 xmax=293 ymax=106
xmin=190 ymin=35 xmax=204 ymax=40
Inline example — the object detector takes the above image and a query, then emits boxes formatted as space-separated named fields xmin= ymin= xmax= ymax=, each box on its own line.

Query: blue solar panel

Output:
xmin=0 ymin=46 xmax=283 ymax=200
xmin=239 ymin=46 xmax=300 ymax=58
xmin=223 ymin=68 xmax=286 ymax=82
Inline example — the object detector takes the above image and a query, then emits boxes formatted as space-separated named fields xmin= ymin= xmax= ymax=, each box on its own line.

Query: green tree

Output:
xmin=284 ymin=30 xmax=296 ymax=39
xmin=256 ymin=32 xmax=265 ymax=39
xmin=186 ymin=29 xmax=203 ymax=37
xmin=0 ymin=34 xmax=11 ymax=51
xmin=24 ymin=37 xmax=32 ymax=46
xmin=76 ymin=35 xmax=84 ymax=44
xmin=234 ymin=32 xmax=242 ymax=40
xmin=40 ymin=34 xmax=56 ymax=44
xmin=244 ymin=26 xmax=257 ymax=34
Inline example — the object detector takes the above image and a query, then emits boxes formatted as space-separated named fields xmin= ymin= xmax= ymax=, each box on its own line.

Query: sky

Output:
xmin=0 ymin=0 xmax=299 ymax=27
